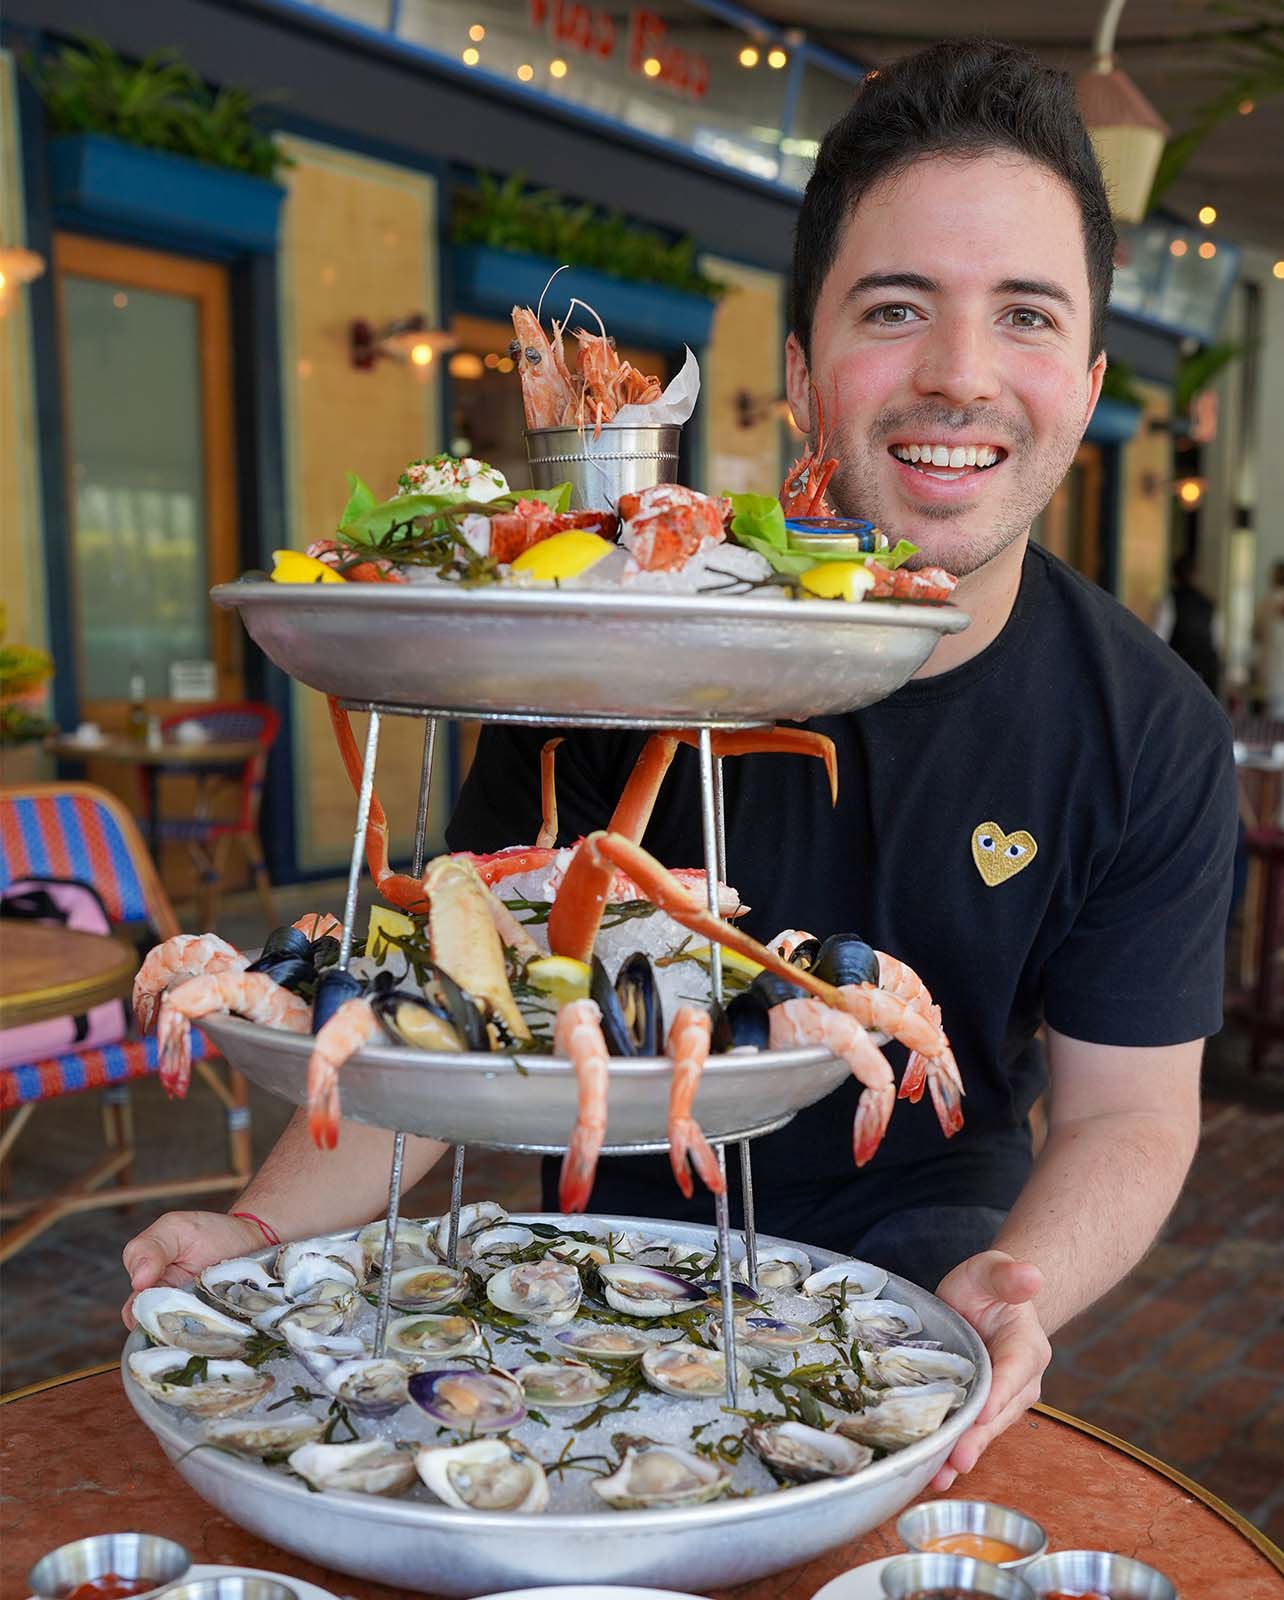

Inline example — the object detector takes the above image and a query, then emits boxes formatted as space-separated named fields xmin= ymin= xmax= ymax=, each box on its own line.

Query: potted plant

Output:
xmin=0 ymin=608 xmax=54 ymax=786
xmin=29 ymin=37 xmax=288 ymax=254
xmin=451 ymin=172 xmax=726 ymax=349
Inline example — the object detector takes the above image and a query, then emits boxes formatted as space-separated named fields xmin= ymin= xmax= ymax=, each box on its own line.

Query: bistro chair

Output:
xmin=156 ymin=701 xmax=280 ymax=931
xmin=0 ymin=781 xmax=252 ymax=1263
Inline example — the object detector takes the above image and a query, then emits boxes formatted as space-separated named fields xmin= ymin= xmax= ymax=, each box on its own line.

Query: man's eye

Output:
xmin=868 ymin=304 xmax=920 ymax=325
xmin=1004 ymin=308 xmax=1051 ymax=329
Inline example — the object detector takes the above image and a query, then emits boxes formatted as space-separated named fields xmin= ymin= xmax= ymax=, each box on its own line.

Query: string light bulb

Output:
xmin=549 ymin=58 xmax=567 ymax=78
xmin=517 ymin=63 xmax=534 ymax=82
xmin=462 ymin=47 xmax=479 ymax=65
xmin=642 ymin=57 xmax=661 ymax=77
xmin=1238 ymin=99 xmax=1254 ymax=115
xmin=1178 ymin=479 xmax=1203 ymax=506
xmin=1169 ymin=239 xmax=1188 ymax=257
xmin=739 ymin=45 xmax=760 ymax=68
xmin=767 ymin=48 xmax=787 ymax=68
xmin=410 ymin=342 xmax=434 ymax=366
xmin=1198 ymin=205 xmax=1216 ymax=225
xmin=1274 ymin=261 xmax=1284 ymax=280
xmin=1198 ymin=241 xmax=1217 ymax=260
xmin=468 ymin=23 xmax=485 ymax=41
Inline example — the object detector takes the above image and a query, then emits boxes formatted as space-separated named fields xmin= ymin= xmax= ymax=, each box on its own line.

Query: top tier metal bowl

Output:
xmin=212 ymin=581 xmax=968 ymax=726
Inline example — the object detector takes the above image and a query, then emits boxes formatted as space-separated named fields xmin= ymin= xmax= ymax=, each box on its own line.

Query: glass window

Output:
xmin=779 ymin=64 xmax=857 ymax=190
xmin=62 ymin=276 xmax=209 ymax=700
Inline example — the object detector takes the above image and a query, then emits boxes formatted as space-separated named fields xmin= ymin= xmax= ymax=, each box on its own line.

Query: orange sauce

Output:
xmin=921 ymin=1531 xmax=1025 ymax=1563
xmin=63 ymin=1577 xmax=159 ymax=1600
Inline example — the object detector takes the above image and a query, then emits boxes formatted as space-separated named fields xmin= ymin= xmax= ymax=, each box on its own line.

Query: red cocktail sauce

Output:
xmin=1041 ymin=1593 xmax=1110 ymax=1600
xmin=62 ymin=1576 xmax=159 ymax=1600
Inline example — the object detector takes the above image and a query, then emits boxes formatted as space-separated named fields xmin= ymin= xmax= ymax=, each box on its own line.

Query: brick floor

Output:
xmin=2 ymin=883 xmax=1281 ymax=1543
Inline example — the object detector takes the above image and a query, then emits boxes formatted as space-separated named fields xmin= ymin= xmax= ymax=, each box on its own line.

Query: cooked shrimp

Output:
xmin=555 ymin=999 xmax=610 ymax=1214
xmin=306 ymin=997 xmax=382 ymax=1151
xmin=874 ymin=951 xmax=965 ymax=1136
xmin=133 ymin=934 xmax=246 ymax=1034
xmin=157 ymin=970 xmax=310 ymax=1098
xmin=833 ymin=982 xmax=947 ymax=1059
xmin=769 ymin=998 xmax=896 ymax=1166
xmin=292 ymin=912 xmax=343 ymax=941
xmin=666 ymin=1006 xmax=722 ymax=1200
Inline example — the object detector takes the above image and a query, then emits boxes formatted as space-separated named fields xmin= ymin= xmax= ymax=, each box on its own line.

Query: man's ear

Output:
xmin=1084 ymin=350 xmax=1108 ymax=427
xmin=785 ymin=332 xmax=814 ymax=435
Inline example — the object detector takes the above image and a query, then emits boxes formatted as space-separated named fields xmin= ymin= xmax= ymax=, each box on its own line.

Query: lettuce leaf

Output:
xmin=725 ymin=492 xmax=919 ymax=575
xmin=337 ymin=479 xmax=573 ymax=545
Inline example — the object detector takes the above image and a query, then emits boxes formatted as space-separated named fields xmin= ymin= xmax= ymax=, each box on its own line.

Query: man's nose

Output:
xmin=911 ymin=316 xmax=1001 ymax=408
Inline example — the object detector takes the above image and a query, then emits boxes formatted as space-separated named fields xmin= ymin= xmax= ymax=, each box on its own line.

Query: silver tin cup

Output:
xmin=28 ymin=1532 xmax=191 ymax=1600
xmin=524 ymin=423 xmax=681 ymax=509
xmin=897 ymin=1499 xmax=1050 ymax=1570
xmin=1026 ymin=1549 xmax=1178 ymax=1599
xmin=163 ymin=1579 xmax=298 ymax=1600
xmin=881 ymin=1552 xmax=1037 ymax=1599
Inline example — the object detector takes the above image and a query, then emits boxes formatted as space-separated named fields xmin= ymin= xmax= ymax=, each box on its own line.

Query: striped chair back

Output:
xmin=0 ymin=783 xmax=179 ymax=938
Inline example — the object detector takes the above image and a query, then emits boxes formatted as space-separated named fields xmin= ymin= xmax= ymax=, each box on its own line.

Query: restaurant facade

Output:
xmin=2 ymin=0 xmax=1277 ymax=883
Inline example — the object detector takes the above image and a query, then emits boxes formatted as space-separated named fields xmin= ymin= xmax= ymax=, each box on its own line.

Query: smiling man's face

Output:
xmin=786 ymin=151 xmax=1106 ymax=576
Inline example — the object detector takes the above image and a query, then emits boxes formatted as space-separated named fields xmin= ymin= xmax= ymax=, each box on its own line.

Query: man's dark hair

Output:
xmin=790 ymin=39 xmax=1117 ymax=364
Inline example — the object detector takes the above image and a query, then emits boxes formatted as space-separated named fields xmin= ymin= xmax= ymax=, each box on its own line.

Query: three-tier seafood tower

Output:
xmin=122 ymin=308 xmax=989 ymax=1597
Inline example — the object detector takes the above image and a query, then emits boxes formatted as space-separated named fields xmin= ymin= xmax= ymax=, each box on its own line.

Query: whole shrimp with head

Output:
xmin=510 ymin=299 xmax=663 ymax=435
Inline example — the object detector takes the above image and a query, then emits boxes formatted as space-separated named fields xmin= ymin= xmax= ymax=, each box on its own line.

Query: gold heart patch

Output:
xmin=971 ymin=821 xmax=1038 ymax=886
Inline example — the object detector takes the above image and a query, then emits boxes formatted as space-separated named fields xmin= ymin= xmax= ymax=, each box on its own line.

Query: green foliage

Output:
xmin=1146 ymin=2 xmax=1284 ymax=212
xmin=452 ymin=171 xmax=726 ymax=299
xmin=0 ymin=604 xmax=54 ymax=746
xmin=1174 ymin=340 xmax=1252 ymax=416
xmin=28 ymin=36 xmax=289 ymax=180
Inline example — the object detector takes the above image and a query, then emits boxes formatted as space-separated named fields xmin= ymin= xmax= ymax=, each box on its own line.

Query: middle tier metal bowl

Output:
xmin=199 ymin=1012 xmax=852 ymax=1150
xmin=212 ymin=580 xmax=969 ymax=726
xmin=121 ymin=1215 xmax=991 ymax=1598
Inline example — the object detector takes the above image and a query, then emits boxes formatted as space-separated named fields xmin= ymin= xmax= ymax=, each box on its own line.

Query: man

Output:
xmin=122 ymin=41 xmax=1236 ymax=1491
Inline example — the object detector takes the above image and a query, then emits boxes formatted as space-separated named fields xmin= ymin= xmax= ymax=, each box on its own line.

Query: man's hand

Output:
xmin=931 ymin=1249 xmax=1048 ymax=1491
xmin=121 ymin=1211 xmax=265 ymax=1328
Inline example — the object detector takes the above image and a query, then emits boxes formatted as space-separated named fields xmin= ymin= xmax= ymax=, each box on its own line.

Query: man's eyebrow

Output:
xmin=843 ymin=272 xmax=940 ymax=302
xmin=994 ymin=276 xmax=1074 ymax=308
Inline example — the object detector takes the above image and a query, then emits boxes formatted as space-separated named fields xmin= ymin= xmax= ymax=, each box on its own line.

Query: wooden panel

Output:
xmin=699 ymin=255 xmax=786 ymax=497
xmin=1121 ymin=379 xmax=1176 ymax=620
xmin=276 ymin=135 xmax=444 ymax=871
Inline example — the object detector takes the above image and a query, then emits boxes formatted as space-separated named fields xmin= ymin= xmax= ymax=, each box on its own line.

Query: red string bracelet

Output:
xmin=230 ymin=1210 xmax=282 ymax=1247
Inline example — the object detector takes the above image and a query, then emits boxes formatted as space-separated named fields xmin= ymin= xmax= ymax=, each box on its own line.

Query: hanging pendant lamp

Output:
xmin=1076 ymin=0 xmax=1168 ymax=224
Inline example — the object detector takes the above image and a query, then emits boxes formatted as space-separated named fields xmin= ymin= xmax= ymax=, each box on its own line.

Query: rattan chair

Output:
xmin=0 ymin=781 xmax=252 ymax=1262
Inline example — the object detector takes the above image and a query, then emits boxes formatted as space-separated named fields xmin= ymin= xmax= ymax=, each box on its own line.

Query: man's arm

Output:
xmin=931 ymin=1029 xmax=1203 ymax=1488
xmin=122 ymin=1115 xmax=450 ymax=1322
xmin=994 ymin=1028 xmax=1203 ymax=1332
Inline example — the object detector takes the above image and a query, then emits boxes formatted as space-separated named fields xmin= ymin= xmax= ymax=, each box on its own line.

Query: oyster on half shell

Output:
xmin=128 ymin=1347 xmax=272 ymax=1416
xmin=132 ymin=1287 xmax=255 ymax=1358
xmin=198 ymin=1258 xmax=288 ymax=1320
xmin=486 ymin=1260 xmax=581 ymax=1325
xmin=836 ymin=1379 xmax=961 ymax=1449
xmin=288 ymin=1439 xmax=417 ymax=1496
xmin=323 ymin=1358 xmax=409 ymax=1417
xmin=416 ymin=1439 xmax=549 ymax=1513
xmin=801 ymin=1260 xmax=889 ymax=1301
xmin=204 ymin=1410 xmax=325 ymax=1458
xmin=592 ymin=1438 xmax=730 ymax=1510
xmin=862 ymin=1345 xmax=975 ymax=1390
xmin=747 ymin=1420 xmax=874 ymax=1483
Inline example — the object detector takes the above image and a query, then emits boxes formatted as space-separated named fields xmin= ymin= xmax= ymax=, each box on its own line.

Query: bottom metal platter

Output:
xmin=200 ymin=1014 xmax=854 ymax=1150
xmin=122 ymin=1214 xmax=990 ymax=1598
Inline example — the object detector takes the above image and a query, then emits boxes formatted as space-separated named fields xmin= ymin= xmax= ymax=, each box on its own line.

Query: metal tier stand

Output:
xmin=333 ymin=701 xmax=764 ymax=1406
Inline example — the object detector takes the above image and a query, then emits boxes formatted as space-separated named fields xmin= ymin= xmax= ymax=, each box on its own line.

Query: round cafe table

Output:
xmin=1 ymin=1368 xmax=1280 ymax=1598
xmin=0 ymin=922 xmax=137 ymax=1029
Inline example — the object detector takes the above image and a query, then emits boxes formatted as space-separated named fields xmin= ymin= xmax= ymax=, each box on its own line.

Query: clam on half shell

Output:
xmin=598 ymin=1263 xmax=708 ymax=1318
xmin=641 ymin=1340 xmax=751 ymax=1399
xmin=386 ymin=1313 xmax=482 ymax=1365
xmin=554 ymin=1324 xmax=657 ymax=1363
xmin=128 ymin=1347 xmax=273 ymax=1416
xmin=408 ymin=1367 xmax=527 ymax=1433
xmin=132 ymin=1287 xmax=256 ymax=1358
xmin=515 ymin=1359 xmax=612 ymax=1408
xmin=288 ymin=1439 xmax=417 ymax=1497
xmin=486 ymin=1261 xmax=581 ymax=1325
xmin=801 ymin=1259 xmax=889 ymax=1301
xmin=592 ymin=1441 xmax=730 ymax=1510
xmin=416 ymin=1439 xmax=549 ymax=1513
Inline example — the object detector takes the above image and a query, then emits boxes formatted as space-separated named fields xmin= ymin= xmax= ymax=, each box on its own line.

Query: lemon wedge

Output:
xmin=271 ymin=550 xmax=345 ymax=584
xmin=798 ymin=561 xmax=876 ymax=601
xmin=367 ymin=905 xmax=417 ymax=961
xmin=511 ymin=530 xmax=614 ymax=581
xmin=681 ymin=945 xmax=764 ymax=981
xmin=525 ymin=955 xmax=593 ymax=1005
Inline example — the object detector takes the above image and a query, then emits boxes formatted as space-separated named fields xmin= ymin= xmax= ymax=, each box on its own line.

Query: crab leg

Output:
xmin=547 ymin=728 xmax=836 ymax=963
xmin=535 ymin=737 xmax=564 ymax=849
xmin=422 ymin=856 xmax=530 ymax=1045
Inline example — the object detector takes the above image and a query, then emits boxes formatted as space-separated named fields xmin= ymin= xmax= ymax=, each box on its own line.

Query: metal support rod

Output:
xmin=446 ymin=1143 xmax=466 ymax=1267
xmin=715 ymin=1145 xmax=738 ymax=1409
xmin=373 ymin=1130 xmax=407 ymax=1355
xmin=713 ymin=753 xmax=759 ymax=1293
xmin=410 ymin=716 xmax=438 ymax=878
xmin=338 ymin=711 xmax=382 ymax=970
xmin=697 ymin=728 xmax=723 ymax=1006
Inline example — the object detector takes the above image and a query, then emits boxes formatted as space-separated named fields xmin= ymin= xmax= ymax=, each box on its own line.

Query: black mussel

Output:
xmin=369 ymin=966 xmax=488 ymax=1055
xmin=258 ymin=924 xmax=313 ymax=961
xmin=786 ymin=937 xmax=822 ymax=970
xmin=812 ymin=934 xmax=879 ymax=988
xmin=715 ymin=989 xmax=768 ymax=1051
xmin=752 ymin=969 xmax=811 ymax=1009
xmin=312 ymin=967 xmax=366 ymax=1032
xmin=248 ymin=954 xmax=314 ymax=991
xmin=591 ymin=953 xmax=662 ymax=1057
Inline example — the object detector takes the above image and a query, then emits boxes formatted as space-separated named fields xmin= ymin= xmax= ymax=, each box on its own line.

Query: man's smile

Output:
xmin=888 ymin=441 xmax=1008 ymax=479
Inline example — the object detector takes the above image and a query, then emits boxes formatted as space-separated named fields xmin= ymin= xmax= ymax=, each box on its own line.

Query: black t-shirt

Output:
xmin=445 ymin=544 xmax=1237 ymax=1252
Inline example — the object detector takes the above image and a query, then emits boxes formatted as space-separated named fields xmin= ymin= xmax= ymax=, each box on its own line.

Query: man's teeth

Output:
xmin=891 ymin=444 xmax=1001 ymax=468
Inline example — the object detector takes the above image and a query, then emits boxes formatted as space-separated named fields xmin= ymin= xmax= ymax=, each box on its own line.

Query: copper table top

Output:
xmin=49 ymin=736 xmax=260 ymax=768
xmin=0 ymin=923 xmax=137 ymax=1029
xmin=2 ymin=1366 xmax=1280 ymax=1598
